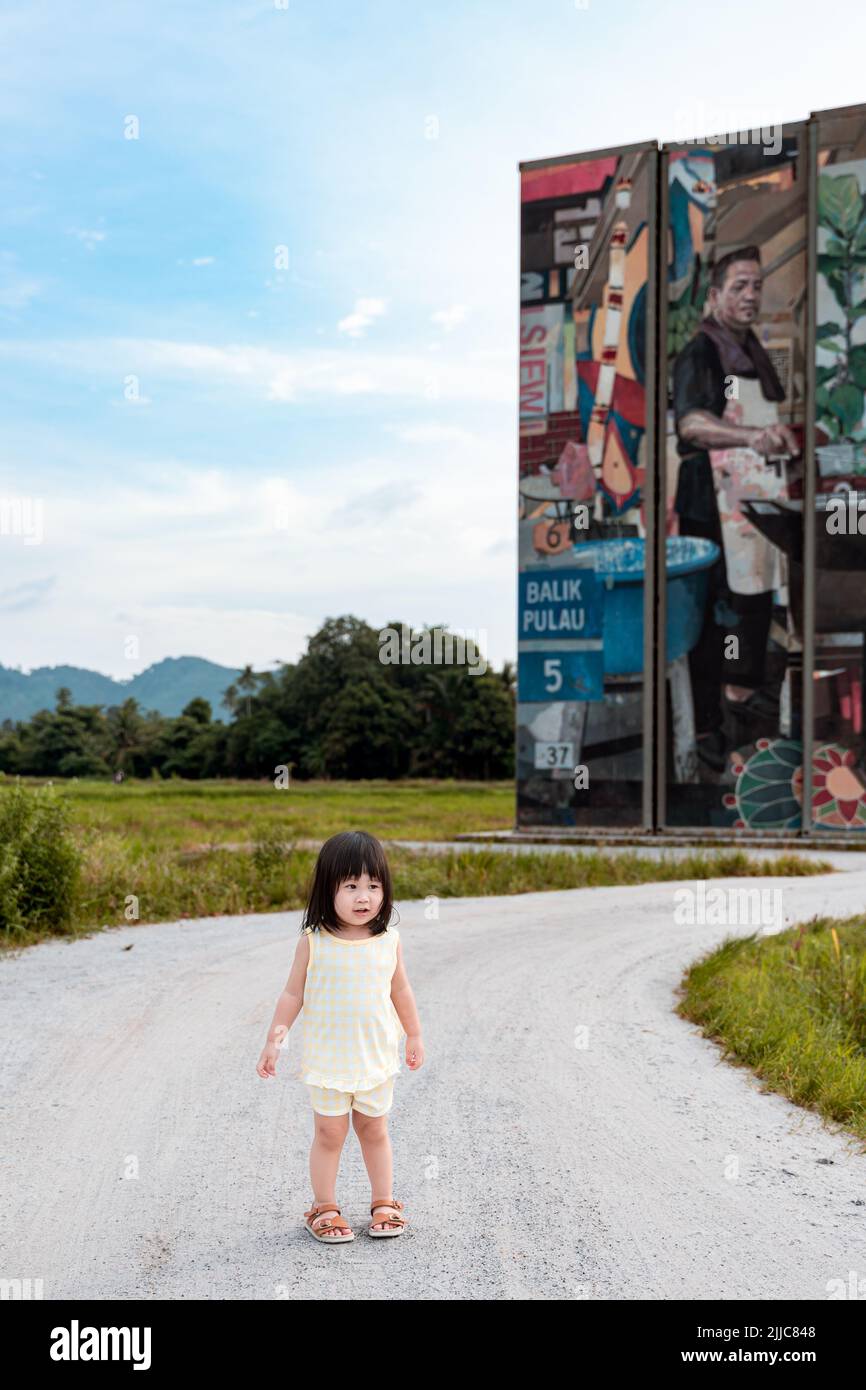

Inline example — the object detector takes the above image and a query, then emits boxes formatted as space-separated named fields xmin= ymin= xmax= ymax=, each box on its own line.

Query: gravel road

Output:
xmin=3 ymin=869 xmax=866 ymax=1300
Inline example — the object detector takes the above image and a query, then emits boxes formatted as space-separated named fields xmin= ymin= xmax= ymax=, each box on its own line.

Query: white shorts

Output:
xmin=306 ymin=1076 xmax=395 ymax=1117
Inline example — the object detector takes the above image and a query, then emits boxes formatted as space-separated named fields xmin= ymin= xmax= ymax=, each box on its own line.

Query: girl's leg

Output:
xmin=351 ymin=1112 xmax=393 ymax=1228
xmin=309 ymin=1110 xmax=350 ymax=1203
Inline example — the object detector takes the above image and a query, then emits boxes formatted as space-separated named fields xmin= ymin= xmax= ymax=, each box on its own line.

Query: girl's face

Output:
xmin=334 ymin=871 xmax=384 ymax=929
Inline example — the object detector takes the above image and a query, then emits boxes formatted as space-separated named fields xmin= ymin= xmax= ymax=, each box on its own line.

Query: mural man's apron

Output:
xmin=708 ymin=374 xmax=788 ymax=598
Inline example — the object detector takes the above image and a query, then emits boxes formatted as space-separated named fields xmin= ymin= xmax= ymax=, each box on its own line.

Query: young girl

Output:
xmin=256 ymin=830 xmax=424 ymax=1243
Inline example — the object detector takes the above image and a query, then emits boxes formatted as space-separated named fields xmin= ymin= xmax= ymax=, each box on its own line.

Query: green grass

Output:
xmin=8 ymin=775 xmax=515 ymax=848
xmin=0 ymin=776 xmax=834 ymax=950
xmin=1 ymin=826 xmax=832 ymax=951
xmin=677 ymin=915 xmax=866 ymax=1147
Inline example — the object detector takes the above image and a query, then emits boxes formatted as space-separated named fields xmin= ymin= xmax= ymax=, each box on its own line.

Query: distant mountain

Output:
xmin=0 ymin=656 xmax=249 ymax=722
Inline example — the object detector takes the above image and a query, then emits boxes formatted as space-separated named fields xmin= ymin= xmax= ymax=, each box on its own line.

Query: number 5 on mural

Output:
xmin=544 ymin=657 xmax=562 ymax=692
xmin=517 ymin=648 xmax=604 ymax=701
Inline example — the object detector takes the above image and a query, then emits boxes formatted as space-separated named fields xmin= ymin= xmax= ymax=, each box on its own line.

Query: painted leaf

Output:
xmin=819 ymin=173 xmax=863 ymax=238
xmin=824 ymin=237 xmax=849 ymax=258
xmin=849 ymin=346 xmax=866 ymax=390
xmin=828 ymin=382 xmax=864 ymax=432
xmin=819 ymin=262 xmax=849 ymax=312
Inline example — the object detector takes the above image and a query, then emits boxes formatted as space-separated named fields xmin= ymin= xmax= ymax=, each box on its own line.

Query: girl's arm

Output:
xmin=256 ymin=934 xmax=309 ymax=1077
xmin=390 ymin=940 xmax=425 ymax=1069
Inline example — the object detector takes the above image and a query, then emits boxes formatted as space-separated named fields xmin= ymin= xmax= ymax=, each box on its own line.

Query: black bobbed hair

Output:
xmin=300 ymin=830 xmax=394 ymax=937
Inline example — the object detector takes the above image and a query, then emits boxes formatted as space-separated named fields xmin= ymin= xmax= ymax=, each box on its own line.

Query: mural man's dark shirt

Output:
xmin=673 ymin=317 xmax=787 ymax=523
xmin=672 ymin=332 xmax=738 ymax=524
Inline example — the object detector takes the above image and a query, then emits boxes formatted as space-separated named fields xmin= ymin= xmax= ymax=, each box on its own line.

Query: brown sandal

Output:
xmin=303 ymin=1201 xmax=354 ymax=1243
xmin=368 ymin=1197 xmax=407 ymax=1238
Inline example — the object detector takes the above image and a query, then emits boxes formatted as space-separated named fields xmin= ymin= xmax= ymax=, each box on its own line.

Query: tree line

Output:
xmin=0 ymin=617 xmax=515 ymax=780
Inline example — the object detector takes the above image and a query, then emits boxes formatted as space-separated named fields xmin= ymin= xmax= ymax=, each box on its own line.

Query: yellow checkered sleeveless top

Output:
xmin=298 ymin=924 xmax=403 ymax=1090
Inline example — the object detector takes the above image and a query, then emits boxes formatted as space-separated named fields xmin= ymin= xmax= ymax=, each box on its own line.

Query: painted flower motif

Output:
xmin=811 ymin=744 xmax=866 ymax=828
xmin=722 ymin=739 xmax=866 ymax=831
xmin=723 ymin=739 xmax=802 ymax=831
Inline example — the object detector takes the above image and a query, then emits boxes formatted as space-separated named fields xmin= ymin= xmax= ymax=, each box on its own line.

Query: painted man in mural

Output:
xmin=673 ymin=246 xmax=800 ymax=772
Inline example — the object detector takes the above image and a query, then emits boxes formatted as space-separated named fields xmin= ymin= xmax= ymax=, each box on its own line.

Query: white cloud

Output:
xmin=0 ymin=437 xmax=516 ymax=674
xmin=337 ymin=296 xmax=387 ymax=337
xmin=2 ymin=601 xmax=315 ymax=684
xmin=328 ymin=480 xmax=423 ymax=523
xmin=386 ymin=423 xmax=476 ymax=444
xmin=0 ymin=251 xmax=42 ymax=311
xmin=0 ymin=576 xmax=56 ymax=613
xmin=431 ymin=304 xmax=467 ymax=332
xmin=0 ymin=337 xmax=513 ymax=405
xmin=191 ymin=256 xmax=216 ymax=266
xmin=332 ymin=372 xmax=376 ymax=394
xmin=0 ymin=275 xmax=41 ymax=310
xmin=68 ymin=228 xmax=107 ymax=251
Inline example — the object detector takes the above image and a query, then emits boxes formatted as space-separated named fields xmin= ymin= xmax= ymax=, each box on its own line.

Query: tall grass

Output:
xmin=0 ymin=777 xmax=835 ymax=950
xmin=2 ymin=831 xmax=832 ymax=950
xmin=0 ymin=783 xmax=82 ymax=937
xmin=677 ymin=915 xmax=866 ymax=1146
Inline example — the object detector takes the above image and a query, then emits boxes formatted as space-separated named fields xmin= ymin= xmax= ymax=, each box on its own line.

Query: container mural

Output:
xmin=517 ymin=146 xmax=655 ymax=827
xmin=808 ymin=107 xmax=866 ymax=830
xmin=664 ymin=126 xmax=808 ymax=828
xmin=517 ymin=103 xmax=866 ymax=836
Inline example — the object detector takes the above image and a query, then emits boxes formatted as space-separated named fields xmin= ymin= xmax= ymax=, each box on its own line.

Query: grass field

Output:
xmin=73 ymin=840 xmax=833 ymax=934
xmin=677 ymin=915 xmax=866 ymax=1147
xmin=0 ymin=776 xmax=834 ymax=948
xmin=24 ymin=775 xmax=516 ymax=848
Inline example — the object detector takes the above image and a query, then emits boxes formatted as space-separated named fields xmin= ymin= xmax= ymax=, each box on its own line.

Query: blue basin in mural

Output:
xmin=571 ymin=536 xmax=719 ymax=675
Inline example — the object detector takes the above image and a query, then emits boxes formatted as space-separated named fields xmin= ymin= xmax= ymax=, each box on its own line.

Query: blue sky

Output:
xmin=0 ymin=0 xmax=862 ymax=681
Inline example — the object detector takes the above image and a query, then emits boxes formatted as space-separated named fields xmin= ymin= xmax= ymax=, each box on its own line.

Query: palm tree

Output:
xmin=222 ymin=683 xmax=239 ymax=717
xmin=236 ymin=664 xmax=258 ymax=719
xmin=499 ymin=660 xmax=516 ymax=697
xmin=106 ymin=697 xmax=145 ymax=772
